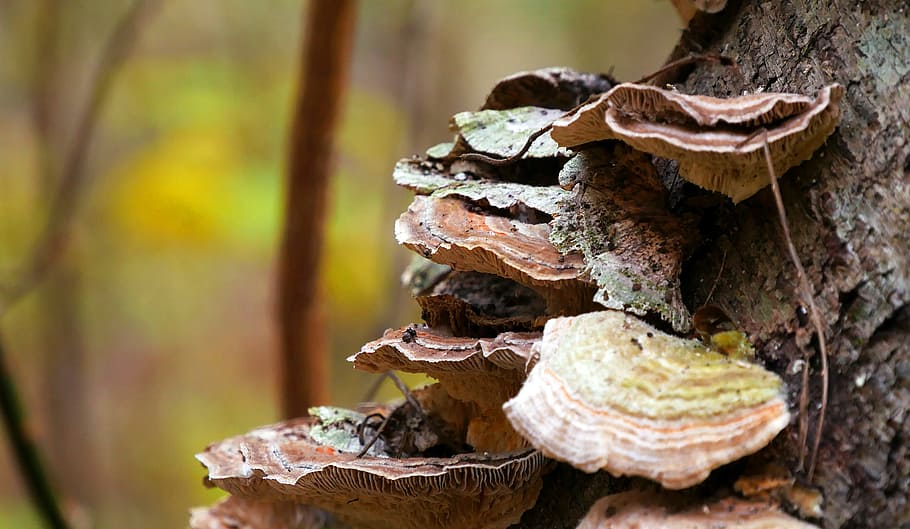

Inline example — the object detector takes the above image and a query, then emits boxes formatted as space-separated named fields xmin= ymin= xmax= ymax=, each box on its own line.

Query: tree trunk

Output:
xmin=277 ymin=0 xmax=356 ymax=417
xmin=518 ymin=2 xmax=909 ymax=528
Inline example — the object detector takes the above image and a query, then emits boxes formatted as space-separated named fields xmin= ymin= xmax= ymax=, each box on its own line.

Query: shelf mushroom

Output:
xmin=550 ymin=83 xmax=844 ymax=202
xmin=577 ymin=490 xmax=819 ymax=529
xmin=414 ymin=270 xmax=549 ymax=335
xmin=197 ymin=414 xmax=550 ymax=529
xmin=503 ymin=310 xmax=790 ymax=489
xmin=350 ymin=325 xmax=540 ymax=452
xmin=190 ymin=496 xmax=330 ymax=529
xmin=396 ymin=195 xmax=595 ymax=314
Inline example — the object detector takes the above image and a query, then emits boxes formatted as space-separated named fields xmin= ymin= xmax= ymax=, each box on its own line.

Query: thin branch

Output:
xmin=0 ymin=331 xmax=69 ymax=529
xmin=633 ymin=52 xmax=736 ymax=85
xmin=360 ymin=372 xmax=390 ymax=403
xmin=760 ymin=136 xmax=829 ymax=481
xmin=0 ymin=3 xmax=158 ymax=528
xmin=278 ymin=0 xmax=357 ymax=417
xmin=459 ymin=124 xmax=556 ymax=166
xmin=0 ymin=0 xmax=158 ymax=316
xmin=704 ymin=247 xmax=727 ymax=304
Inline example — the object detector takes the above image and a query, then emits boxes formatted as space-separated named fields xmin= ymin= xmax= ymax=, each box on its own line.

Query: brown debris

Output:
xmin=734 ymin=462 xmax=824 ymax=519
xmin=734 ymin=462 xmax=796 ymax=497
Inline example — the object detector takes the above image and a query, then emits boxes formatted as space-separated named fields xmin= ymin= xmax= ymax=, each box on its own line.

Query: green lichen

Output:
xmin=426 ymin=141 xmax=456 ymax=159
xmin=451 ymin=106 xmax=567 ymax=159
xmin=858 ymin=16 xmax=910 ymax=94
xmin=550 ymin=146 xmax=697 ymax=332
xmin=307 ymin=406 xmax=379 ymax=454
xmin=393 ymin=158 xmax=567 ymax=217
xmin=545 ymin=311 xmax=783 ymax=420
xmin=393 ymin=159 xmax=454 ymax=194
xmin=432 ymin=181 xmax=566 ymax=217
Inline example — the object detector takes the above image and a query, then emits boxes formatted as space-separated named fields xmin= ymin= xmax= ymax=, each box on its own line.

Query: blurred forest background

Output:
xmin=0 ymin=1 xmax=680 ymax=528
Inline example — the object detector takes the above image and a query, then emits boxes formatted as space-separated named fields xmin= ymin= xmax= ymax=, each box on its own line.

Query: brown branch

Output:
xmin=278 ymin=0 xmax=357 ymax=418
xmin=29 ymin=0 xmax=62 ymax=190
xmin=0 ymin=0 xmax=159 ymax=316
xmin=0 ymin=331 xmax=69 ymax=529
xmin=0 ymin=3 xmax=158 ymax=528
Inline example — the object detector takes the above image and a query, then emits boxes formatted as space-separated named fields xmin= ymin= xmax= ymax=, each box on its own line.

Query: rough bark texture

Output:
xmin=676 ymin=3 xmax=909 ymax=528
xmin=517 ymin=2 xmax=910 ymax=528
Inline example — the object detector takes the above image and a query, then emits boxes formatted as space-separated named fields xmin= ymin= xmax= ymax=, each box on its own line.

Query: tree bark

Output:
xmin=518 ymin=2 xmax=909 ymax=528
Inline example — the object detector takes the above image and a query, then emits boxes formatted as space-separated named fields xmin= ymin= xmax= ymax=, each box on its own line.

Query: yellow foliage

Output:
xmin=105 ymin=126 xmax=259 ymax=249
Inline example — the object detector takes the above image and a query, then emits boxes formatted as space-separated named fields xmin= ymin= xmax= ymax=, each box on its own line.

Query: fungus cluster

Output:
xmin=195 ymin=66 xmax=840 ymax=528
xmin=551 ymin=82 xmax=844 ymax=203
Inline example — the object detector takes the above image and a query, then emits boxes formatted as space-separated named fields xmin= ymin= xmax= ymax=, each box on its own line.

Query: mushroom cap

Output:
xmin=395 ymin=195 xmax=595 ymax=313
xmin=197 ymin=417 xmax=550 ymax=529
xmin=190 ymin=496 xmax=331 ymax=529
xmin=551 ymin=84 xmax=844 ymax=203
xmin=577 ymin=490 xmax=819 ymax=529
xmin=606 ymin=83 xmax=816 ymax=128
xmin=503 ymin=310 xmax=790 ymax=489
xmin=349 ymin=325 xmax=539 ymax=409
xmin=482 ymin=67 xmax=615 ymax=111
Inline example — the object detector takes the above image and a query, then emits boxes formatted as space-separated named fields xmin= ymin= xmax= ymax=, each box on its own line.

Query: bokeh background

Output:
xmin=0 ymin=1 xmax=680 ymax=527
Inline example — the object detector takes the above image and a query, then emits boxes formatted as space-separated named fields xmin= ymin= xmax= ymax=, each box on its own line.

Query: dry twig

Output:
xmin=0 ymin=333 xmax=69 ymax=529
xmin=0 ymin=3 xmax=158 ymax=528
xmin=0 ymin=0 xmax=158 ymax=315
xmin=758 ymin=134 xmax=829 ymax=480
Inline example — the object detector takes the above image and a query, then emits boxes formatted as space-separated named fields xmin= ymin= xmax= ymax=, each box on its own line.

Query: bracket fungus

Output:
xmin=396 ymin=195 xmax=595 ymax=314
xmin=503 ymin=310 xmax=790 ymax=489
xmin=350 ymin=326 xmax=537 ymax=408
xmin=550 ymin=83 xmax=844 ymax=202
xmin=350 ymin=326 xmax=539 ymax=452
xmin=190 ymin=496 xmax=330 ymax=529
xmin=550 ymin=145 xmax=699 ymax=332
xmin=415 ymin=270 xmax=549 ymax=335
xmin=576 ymin=490 xmax=819 ymax=529
xmin=452 ymin=106 xmax=569 ymax=161
xmin=197 ymin=413 xmax=550 ymax=529
xmin=482 ymin=67 xmax=615 ymax=111
xmin=393 ymin=157 xmax=567 ymax=218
